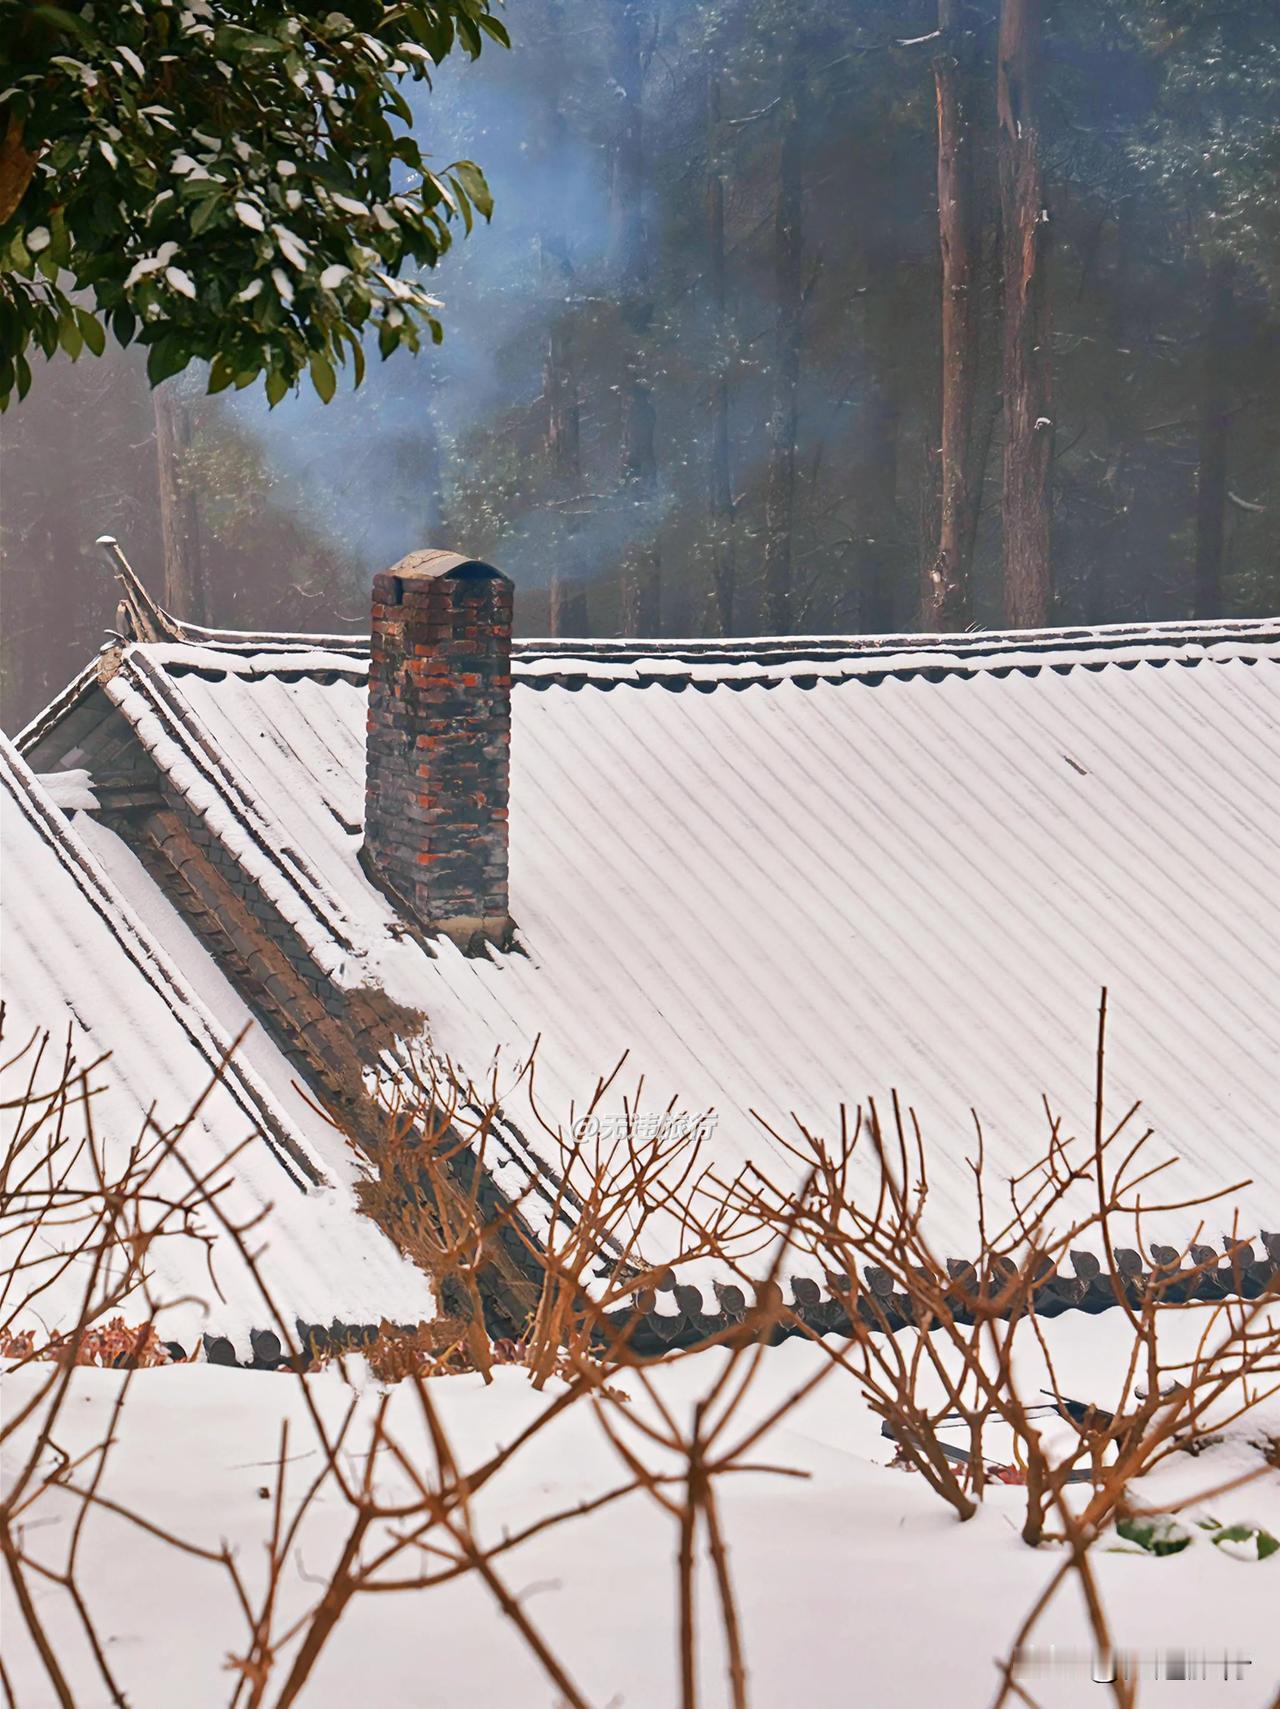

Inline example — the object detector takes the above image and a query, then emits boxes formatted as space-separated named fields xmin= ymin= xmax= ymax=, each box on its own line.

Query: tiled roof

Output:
xmin=26 ymin=619 xmax=1278 ymax=1311
xmin=0 ymin=735 xmax=437 ymax=1353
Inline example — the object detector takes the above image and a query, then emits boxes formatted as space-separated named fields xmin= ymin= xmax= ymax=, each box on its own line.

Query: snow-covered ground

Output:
xmin=3 ymin=1312 xmax=1277 ymax=1708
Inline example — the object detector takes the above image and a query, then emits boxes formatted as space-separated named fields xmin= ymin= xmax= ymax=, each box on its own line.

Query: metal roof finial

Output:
xmin=95 ymin=536 xmax=187 ymax=644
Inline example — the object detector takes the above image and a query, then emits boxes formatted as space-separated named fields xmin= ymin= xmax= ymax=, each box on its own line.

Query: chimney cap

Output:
xmin=383 ymin=548 xmax=511 ymax=586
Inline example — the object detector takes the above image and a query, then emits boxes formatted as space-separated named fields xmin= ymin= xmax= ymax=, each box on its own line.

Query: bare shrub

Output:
xmin=679 ymin=991 xmax=1280 ymax=1708
xmin=3 ymin=996 xmax=1276 ymax=1709
xmin=337 ymin=1040 xmax=766 ymax=1386
xmin=0 ymin=1016 xmax=789 ymax=1709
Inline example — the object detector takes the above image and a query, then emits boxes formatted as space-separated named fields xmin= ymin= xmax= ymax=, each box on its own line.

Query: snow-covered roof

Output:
xmin=19 ymin=618 xmax=1279 ymax=1312
xmin=0 ymin=735 xmax=436 ymax=1353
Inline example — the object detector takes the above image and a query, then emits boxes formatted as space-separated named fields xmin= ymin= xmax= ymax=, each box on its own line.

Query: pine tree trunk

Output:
xmin=542 ymin=0 xmax=588 ymax=638
xmin=614 ymin=0 xmax=660 ymax=636
xmin=1192 ymin=255 xmax=1234 ymax=620
xmin=706 ymin=76 xmax=737 ymax=637
xmin=924 ymin=0 xmax=980 ymax=631
xmin=543 ymin=276 xmax=588 ymax=635
xmin=421 ymin=372 xmax=444 ymax=545
xmin=997 ymin=0 xmax=1053 ymax=629
xmin=548 ymin=565 xmax=588 ymax=636
xmin=153 ymin=382 xmax=206 ymax=624
xmin=853 ymin=244 xmax=901 ymax=632
xmin=1089 ymin=225 xmax=1133 ymax=625
xmin=761 ymin=65 xmax=804 ymax=636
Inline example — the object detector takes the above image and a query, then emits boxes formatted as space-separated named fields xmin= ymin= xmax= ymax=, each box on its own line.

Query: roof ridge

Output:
xmin=17 ymin=619 xmax=1280 ymax=742
xmin=93 ymin=614 xmax=1280 ymax=663
xmin=98 ymin=619 xmax=1280 ymax=685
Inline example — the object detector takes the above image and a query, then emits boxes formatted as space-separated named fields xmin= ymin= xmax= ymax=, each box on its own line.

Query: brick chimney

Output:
xmin=363 ymin=549 xmax=514 ymax=950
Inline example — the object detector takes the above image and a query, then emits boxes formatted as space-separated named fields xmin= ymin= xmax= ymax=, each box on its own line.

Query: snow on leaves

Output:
xmin=0 ymin=2 xmax=508 ymax=409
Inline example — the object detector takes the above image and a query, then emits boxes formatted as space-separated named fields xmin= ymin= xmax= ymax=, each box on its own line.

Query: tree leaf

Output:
xmin=477 ymin=15 xmax=511 ymax=48
xmin=207 ymin=353 xmax=237 ymax=394
xmin=450 ymin=177 xmax=474 ymax=237
xmin=190 ymin=192 xmax=223 ymax=236
xmin=338 ymin=325 xmax=366 ymax=388
xmin=1211 ymin=1523 xmax=1279 ymax=1560
xmin=30 ymin=5 xmax=95 ymax=42
xmin=56 ymin=312 xmax=83 ymax=360
xmin=1115 ymin=1514 xmax=1192 ymax=1556
xmin=146 ymin=338 xmax=188 ymax=386
xmin=451 ymin=159 xmax=493 ymax=221
xmin=5 ymin=1 xmax=495 ymax=408
xmin=309 ymin=349 xmax=336 ymax=403
xmin=76 ymin=308 xmax=106 ymax=357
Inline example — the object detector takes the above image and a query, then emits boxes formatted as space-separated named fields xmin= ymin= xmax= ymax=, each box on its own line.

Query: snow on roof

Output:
xmin=0 ymin=736 xmax=436 ymax=1352
xmin=19 ymin=620 xmax=1280 ymax=1303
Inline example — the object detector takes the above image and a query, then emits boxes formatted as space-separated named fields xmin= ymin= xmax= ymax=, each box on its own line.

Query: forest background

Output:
xmin=3 ymin=0 xmax=1277 ymax=730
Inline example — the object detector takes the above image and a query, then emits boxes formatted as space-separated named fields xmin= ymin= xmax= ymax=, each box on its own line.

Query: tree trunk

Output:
xmin=705 ymin=76 xmax=737 ymax=637
xmin=614 ymin=0 xmax=661 ymax=636
xmin=543 ymin=267 xmax=588 ymax=635
xmin=153 ymin=382 xmax=206 ymax=624
xmin=0 ymin=395 xmax=81 ymax=725
xmin=542 ymin=0 xmax=588 ymax=637
xmin=548 ymin=571 xmax=588 ymax=637
xmin=761 ymin=64 xmax=804 ymax=635
xmin=924 ymin=0 xmax=981 ymax=631
xmin=1087 ymin=223 xmax=1134 ymax=625
xmin=0 ymin=108 xmax=39 ymax=227
xmin=1192 ymin=255 xmax=1234 ymax=620
xmin=997 ymin=0 xmax=1053 ymax=629
xmin=421 ymin=371 xmax=444 ymax=545
xmin=853 ymin=243 xmax=901 ymax=633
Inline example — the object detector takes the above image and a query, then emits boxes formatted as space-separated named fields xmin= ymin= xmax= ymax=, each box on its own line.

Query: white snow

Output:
xmin=112 ymin=629 xmax=1280 ymax=1292
xmin=122 ymin=240 xmax=180 ymax=292
xmin=98 ymin=673 xmax=359 ymax=985
xmin=165 ymin=265 xmax=197 ymax=298
xmin=34 ymin=768 xmax=96 ymax=810
xmin=272 ymin=224 xmax=310 ymax=269
xmin=2 ymin=1311 xmax=1276 ymax=1707
xmin=0 ymin=738 xmax=435 ymax=1352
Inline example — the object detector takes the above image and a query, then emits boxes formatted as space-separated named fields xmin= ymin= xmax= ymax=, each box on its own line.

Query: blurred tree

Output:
xmin=541 ymin=0 xmax=590 ymax=637
xmin=153 ymin=378 xmax=206 ymax=620
xmin=924 ymin=0 xmax=988 ymax=629
xmin=760 ymin=35 xmax=806 ymax=634
xmin=705 ymin=74 xmax=738 ymax=636
xmin=997 ymin=0 xmax=1053 ymax=627
xmin=613 ymin=0 xmax=661 ymax=636
xmin=5 ymin=0 xmax=1280 ymax=734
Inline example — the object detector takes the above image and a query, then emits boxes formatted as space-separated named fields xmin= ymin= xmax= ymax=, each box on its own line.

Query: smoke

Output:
xmin=222 ymin=46 xmax=618 ymax=582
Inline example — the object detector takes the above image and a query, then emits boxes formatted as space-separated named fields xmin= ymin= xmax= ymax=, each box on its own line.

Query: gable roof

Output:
xmin=0 ymin=734 xmax=437 ymax=1355
xmin=18 ymin=617 xmax=1280 ymax=1315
